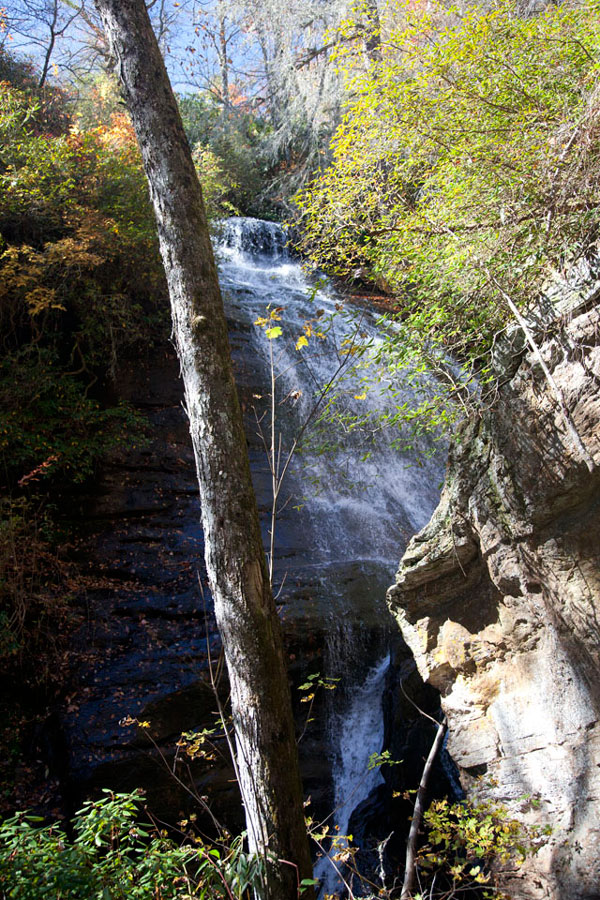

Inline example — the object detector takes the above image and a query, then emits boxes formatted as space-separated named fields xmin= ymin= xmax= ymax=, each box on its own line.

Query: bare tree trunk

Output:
xmin=401 ymin=719 xmax=447 ymax=900
xmin=218 ymin=0 xmax=231 ymax=112
xmin=93 ymin=2 xmax=313 ymax=897
xmin=38 ymin=0 xmax=59 ymax=89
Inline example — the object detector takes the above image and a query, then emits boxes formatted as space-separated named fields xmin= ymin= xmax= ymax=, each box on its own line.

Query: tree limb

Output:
xmin=486 ymin=270 xmax=595 ymax=473
xmin=401 ymin=718 xmax=447 ymax=900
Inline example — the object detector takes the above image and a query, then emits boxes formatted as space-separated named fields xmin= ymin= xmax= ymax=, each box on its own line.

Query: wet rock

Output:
xmin=56 ymin=348 xmax=342 ymax=831
xmin=52 ymin=351 xmax=226 ymax=825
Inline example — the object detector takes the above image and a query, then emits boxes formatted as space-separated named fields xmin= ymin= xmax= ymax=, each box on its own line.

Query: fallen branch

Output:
xmin=400 ymin=718 xmax=447 ymax=900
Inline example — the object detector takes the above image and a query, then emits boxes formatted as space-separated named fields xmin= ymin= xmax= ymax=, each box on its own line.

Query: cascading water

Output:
xmin=313 ymin=653 xmax=391 ymax=897
xmin=216 ymin=218 xmax=444 ymax=895
xmin=217 ymin=218 xmax=441 ymax=558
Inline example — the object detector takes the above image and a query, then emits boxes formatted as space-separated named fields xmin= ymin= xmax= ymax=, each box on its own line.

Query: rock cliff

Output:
xmin=388 ymin=272 xmax=600 ymax=899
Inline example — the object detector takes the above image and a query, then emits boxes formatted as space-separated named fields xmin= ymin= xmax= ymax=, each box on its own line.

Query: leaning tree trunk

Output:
xmin=93 ymin=3 xmax=313 ymax=897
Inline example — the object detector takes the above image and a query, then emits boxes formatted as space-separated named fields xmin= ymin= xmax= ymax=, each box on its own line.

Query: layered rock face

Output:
xmin=388 ymin=284 xmax=600 ymax=899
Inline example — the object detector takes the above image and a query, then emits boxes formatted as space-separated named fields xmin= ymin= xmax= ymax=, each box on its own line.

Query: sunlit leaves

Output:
xmin=367 ymin=749 xmax=401 ymax=770
xmin=192 ymin=141 xmax=240 ymax=220
xmin=296 ymin=0 xmax=600 ymax=429
xmin=417 ymin=794 xmax=548 ymax=897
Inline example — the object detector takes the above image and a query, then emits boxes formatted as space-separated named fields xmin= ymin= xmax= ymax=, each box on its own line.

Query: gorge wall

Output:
xmin=388 ymin=274 xmax=600 ymax=900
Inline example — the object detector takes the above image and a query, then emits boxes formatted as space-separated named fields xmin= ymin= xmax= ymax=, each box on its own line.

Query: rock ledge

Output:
xmin=388 ymin=288 xmax=600 ymax=900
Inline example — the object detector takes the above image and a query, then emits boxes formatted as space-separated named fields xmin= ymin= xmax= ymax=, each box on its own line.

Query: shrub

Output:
xmin=0 ymin=790 xmax=265 ymax=899
xmin=413 ymin=795 xmax=548 ymax=899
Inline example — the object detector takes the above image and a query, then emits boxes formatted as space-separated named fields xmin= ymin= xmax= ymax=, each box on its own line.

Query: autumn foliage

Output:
xmin=0 ymin=77 xmax=167 ymax=487
xmin=297 ymin=0 xmax=600 ymax=421
xmin=0 ymin=61 xmax=168 ymax=769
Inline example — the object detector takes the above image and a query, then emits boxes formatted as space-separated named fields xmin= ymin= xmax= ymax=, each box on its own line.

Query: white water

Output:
xmin=313 ymin=653 xmax=391 ymax=897
xmin=217 ymin=217 xmax=442 ymax=566
xmin=215 ymin=218 xmax=444 ymax=896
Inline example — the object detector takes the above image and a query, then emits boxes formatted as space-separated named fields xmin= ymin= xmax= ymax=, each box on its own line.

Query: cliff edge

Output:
xmin=388 ymin=271 xmax=600 ymax=899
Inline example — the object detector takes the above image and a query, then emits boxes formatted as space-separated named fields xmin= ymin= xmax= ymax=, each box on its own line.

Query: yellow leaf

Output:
xmin=296 ymin=335 xmax=309 ymax=350
xmin=354 ymin=392 xmax=367 ymax=400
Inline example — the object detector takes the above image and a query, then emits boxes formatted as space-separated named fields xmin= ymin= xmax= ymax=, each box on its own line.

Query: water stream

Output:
xmin=216 ymin=218 xmax=444 ymax=895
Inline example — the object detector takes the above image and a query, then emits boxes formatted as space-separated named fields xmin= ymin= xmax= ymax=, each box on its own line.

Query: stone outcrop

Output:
xmin=388 ymin=274 xmax=600 ymax=899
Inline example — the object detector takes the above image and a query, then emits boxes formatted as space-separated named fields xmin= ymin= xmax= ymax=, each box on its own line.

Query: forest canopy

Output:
xmin=297 ymin=0 xmax=600 ymax=402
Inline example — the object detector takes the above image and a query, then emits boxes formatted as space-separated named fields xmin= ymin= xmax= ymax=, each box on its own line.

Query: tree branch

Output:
xmin=486 ymin=271 xmax=595 ymax=473
xmin=401 ymin=718 xmax=447 ymax=900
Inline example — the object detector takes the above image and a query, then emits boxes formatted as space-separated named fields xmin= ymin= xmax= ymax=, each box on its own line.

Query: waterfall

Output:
xmin=313 ymin=653 xmax=391 ymax=897
xmin=217 ymin=218 xmax=442 ymax=561
xmin=215 ymin=217 xmax=444 ymax=894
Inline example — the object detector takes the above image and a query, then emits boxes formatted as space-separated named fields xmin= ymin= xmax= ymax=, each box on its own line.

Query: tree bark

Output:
xmin=93 ymin=2 xmax=313 ymax=897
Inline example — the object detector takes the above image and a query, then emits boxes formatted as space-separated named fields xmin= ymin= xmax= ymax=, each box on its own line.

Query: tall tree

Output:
xmin=221 ymin=0 xmax=349 ymax=188
xmin=92 ymin=2 xmax=314 ymax=898
xmin=3 ymin=1 xmax=192 ymax=88
xmin=184 ymin=0 xmax=241 ymax=110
